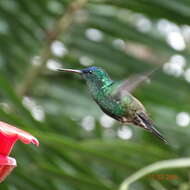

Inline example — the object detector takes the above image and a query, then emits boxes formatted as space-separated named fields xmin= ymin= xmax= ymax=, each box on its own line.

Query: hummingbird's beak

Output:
xmin=57 ymin=68 xmax=82 ymax=74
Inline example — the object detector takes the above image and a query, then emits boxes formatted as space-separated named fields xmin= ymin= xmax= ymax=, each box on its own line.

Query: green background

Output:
xmin=0 ymin=0 xmax=190 ymax=189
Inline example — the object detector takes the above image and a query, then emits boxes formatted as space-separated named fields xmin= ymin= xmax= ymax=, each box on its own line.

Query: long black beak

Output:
xmin=57 ymin=68 xmax=82 ymax=74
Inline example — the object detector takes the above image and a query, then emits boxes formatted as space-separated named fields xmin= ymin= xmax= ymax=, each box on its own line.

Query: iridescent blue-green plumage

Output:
xmin=58 ymin=66 xmax=167 ymax=143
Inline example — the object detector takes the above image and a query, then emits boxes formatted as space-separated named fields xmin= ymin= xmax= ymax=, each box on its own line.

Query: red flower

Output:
xmin=0 ymin=121 xmax=39 ymax=182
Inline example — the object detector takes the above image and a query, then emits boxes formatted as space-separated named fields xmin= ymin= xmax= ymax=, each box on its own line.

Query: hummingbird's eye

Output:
xmin=82 ymin=69 xmax=93 ymax=74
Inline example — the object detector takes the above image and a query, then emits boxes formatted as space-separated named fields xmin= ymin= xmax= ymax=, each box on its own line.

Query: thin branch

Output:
xmin=119 ymin=158 xmax=190 ymax=190
xmin=17 ymin=0 xmax=88 ymax=96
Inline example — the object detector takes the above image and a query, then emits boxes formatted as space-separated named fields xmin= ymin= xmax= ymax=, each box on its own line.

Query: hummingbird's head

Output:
xmin=58 ymin=66 xmax=113 ymax=88
xmin=81 ymin=67 xmax=107 ymax=80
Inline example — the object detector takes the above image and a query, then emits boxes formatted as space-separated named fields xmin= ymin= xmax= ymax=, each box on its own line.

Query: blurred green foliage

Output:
xmin=0 ymin=0 xmax=190 ymax=189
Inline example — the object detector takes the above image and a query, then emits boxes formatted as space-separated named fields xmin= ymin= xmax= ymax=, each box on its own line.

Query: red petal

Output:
xmin=0 ymin=122 xmax=39 ymax=182
xmin=0 ymin=121 xmax=39 ymax=146
xmin=0 ymin=155 xmax=16 ymax=183
xmin=0 ymin=132 xmax=17 ymax=156
xmin=0 ymin=121 xmax=39 ymax=155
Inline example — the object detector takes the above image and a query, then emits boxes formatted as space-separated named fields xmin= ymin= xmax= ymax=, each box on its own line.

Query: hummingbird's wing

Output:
xmin=116 ymin=67 xmax=159 ymax=97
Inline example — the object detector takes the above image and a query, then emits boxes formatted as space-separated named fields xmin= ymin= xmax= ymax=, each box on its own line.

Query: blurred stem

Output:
xmin=150 ymin=180 xmax=167 ymax=190
xmin=119 ymin=158 xmax=190 ymax=190
xmin=17 ymin=0 xmax=88 ymax=96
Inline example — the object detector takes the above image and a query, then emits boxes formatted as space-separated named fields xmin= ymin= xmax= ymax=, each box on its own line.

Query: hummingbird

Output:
xmin=58 ymin=66 xmax=167 ymax=143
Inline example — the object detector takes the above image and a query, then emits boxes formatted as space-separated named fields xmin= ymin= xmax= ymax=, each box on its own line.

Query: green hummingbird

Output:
xmin=58 ymin=66 xmax=167 ymax=143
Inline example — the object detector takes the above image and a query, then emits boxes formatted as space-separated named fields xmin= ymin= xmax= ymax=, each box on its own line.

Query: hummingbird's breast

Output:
xmin=91 ymin=86 xmax=126 ymax=120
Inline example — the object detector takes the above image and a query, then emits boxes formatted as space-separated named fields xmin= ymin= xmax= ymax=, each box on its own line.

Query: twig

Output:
xmin=17 ymin=0 xmax=88 ymax=96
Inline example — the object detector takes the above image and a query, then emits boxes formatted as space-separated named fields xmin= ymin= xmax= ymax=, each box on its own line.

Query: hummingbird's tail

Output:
xmin=136 ymin=112 xmax=168 ymax=144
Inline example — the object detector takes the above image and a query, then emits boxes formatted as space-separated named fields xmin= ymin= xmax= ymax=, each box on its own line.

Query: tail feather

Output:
xmin=136 ymin=112 xmax=168 ymax=144
xmin=148 ymin=125 xmax=168 ymax=144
